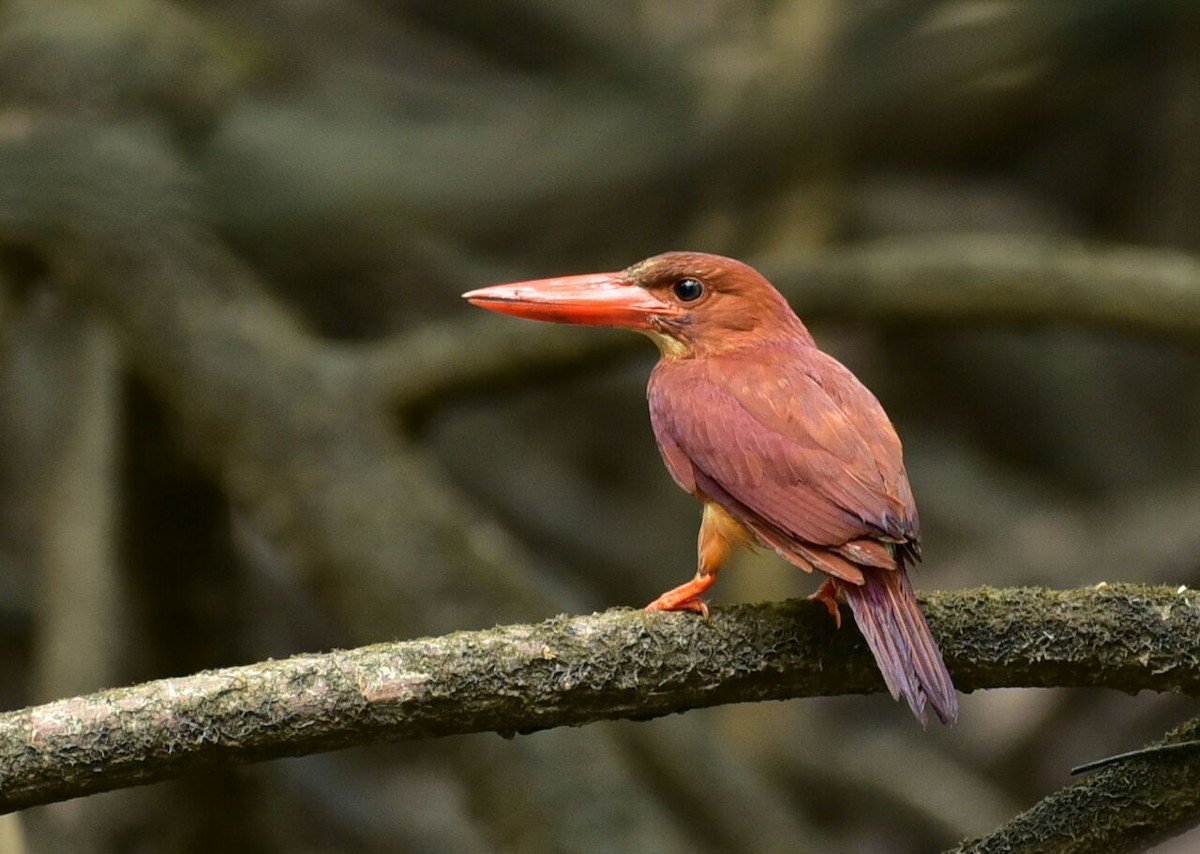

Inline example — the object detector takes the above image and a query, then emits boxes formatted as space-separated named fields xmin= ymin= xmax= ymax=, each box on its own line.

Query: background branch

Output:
xmin=950 ymin=715 xmax=1200 ymax=854
xmin=0 ymin=584 xmax=1195 ymax=816
xmin=371 ymin=236 xmax=1200 ymax=410
xmin=1 ymin=4 xmax=1198 ymax=850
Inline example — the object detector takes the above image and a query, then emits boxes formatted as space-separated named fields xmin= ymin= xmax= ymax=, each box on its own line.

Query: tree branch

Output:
xmin=370 ymin=236 xmax=1200 ymax=410
xmin=949 ymin=715 xmax=1200 ymax=854
xmin=0 ymin=584 xmax=1195 ymax=815
xmin=769 ymin=237 xmax=1200 ymax=342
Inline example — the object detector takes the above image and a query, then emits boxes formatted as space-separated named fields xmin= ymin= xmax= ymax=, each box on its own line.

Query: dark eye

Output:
xmin=673 ymin=278 xmax=704 ymax=302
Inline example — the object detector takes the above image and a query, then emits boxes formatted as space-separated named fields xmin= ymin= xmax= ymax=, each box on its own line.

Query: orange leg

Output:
xmin=645 ymin=502 xmax=750 ymax=618
xmin=809 ymin=577 xmax=842 ymax=628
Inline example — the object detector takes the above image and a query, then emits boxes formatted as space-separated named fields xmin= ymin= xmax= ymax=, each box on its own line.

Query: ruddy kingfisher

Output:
xmin=463 ymin=251 xmax=957 ymax=725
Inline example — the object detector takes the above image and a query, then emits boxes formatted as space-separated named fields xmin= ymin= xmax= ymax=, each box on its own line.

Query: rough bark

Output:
xmin=0 ymin=584 xmax=1195 ymax=816
xmin=949 ymin=717 xmax=1200 ymax=854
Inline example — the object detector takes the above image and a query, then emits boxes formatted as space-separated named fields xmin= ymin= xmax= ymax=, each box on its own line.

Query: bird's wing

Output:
xmin=648 ymin=347 xmax=919 ymax=558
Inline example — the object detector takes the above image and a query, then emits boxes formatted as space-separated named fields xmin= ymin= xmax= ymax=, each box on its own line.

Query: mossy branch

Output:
xmin=0 ymin=584 xmax=1195 ymax=816
xmin=949 ymin=715 xmax=1200 ymax=854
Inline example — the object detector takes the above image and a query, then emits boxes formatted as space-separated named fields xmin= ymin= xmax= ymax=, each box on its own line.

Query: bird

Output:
xmin=462 ymin=251 xmax=958 ymax=725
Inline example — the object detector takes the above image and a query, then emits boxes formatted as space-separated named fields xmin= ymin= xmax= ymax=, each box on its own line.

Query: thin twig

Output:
xmin=1071 ymin=740 xmax=1200 ymax=776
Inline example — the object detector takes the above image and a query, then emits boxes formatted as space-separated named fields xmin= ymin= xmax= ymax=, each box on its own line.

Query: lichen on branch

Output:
xmin=0 ymin=583 xmax=1195 ymax=816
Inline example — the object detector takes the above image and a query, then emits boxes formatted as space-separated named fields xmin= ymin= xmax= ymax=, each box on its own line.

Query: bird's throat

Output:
xmin=642 ymin=329 xmax=690 ymax=359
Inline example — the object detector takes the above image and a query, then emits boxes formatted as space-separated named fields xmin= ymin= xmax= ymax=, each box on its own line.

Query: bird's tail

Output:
xmin=838 ymin=570 xmax=958 ymax=726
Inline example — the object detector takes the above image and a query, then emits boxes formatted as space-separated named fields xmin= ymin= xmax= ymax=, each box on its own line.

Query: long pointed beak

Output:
xmin=462 ymin=272 xmax=682 ymax=330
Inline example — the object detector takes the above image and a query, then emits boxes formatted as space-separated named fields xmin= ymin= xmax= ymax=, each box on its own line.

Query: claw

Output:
xmin=645 ymin=595 xmax=709 ymax=618
xmin=644 ymin=574 xmax=715 ymax=618
xmin=809 ymin=578 xmax=842 ymax=628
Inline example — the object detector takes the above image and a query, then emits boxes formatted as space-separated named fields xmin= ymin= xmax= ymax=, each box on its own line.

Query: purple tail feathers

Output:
xmin=839 ymin=570 xmax=958 ymax=726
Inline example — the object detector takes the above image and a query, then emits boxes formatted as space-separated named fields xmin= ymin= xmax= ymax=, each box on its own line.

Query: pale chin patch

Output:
xmin=641 ymin=329 xmax=688 ymax=358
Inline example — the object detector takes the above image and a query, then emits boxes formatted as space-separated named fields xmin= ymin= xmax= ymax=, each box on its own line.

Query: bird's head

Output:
xmin=462 ymin=251 xmax=812 ymax=358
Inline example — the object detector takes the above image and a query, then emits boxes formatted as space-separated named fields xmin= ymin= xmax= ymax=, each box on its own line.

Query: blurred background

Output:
xmin=0 ymin=0 xmax=1198 ymax=851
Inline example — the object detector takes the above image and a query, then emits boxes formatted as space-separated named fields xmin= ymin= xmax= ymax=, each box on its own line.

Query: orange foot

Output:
xmin=645 ymin=595 xmax=709 ymax=618
xmin=644 ymin=576 xmax=714 ymax=618
xmin=809 ymin=578 xmax=842 ymax=628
